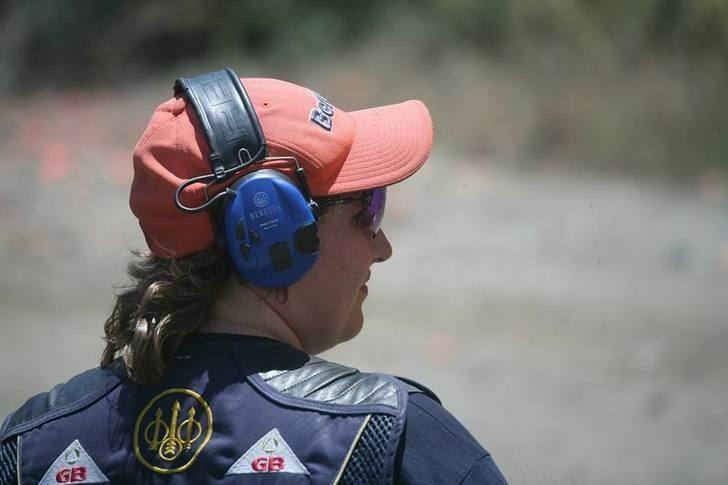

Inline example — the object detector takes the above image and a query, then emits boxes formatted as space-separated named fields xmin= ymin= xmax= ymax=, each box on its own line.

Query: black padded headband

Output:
xmin=173 ymin=67 xmax=268 ymax=180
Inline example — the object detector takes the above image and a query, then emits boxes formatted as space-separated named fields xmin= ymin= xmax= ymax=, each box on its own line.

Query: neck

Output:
xmin=200 ymin=279 xmax=305 ymax=352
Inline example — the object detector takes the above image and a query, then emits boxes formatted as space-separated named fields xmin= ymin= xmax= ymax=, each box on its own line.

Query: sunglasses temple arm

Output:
xmin=294 ymin=166 xmax=322 ymax=217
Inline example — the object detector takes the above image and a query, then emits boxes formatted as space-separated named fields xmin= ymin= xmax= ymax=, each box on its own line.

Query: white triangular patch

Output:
xmin=226 ymin=428 xmax=310 ymax=476
xmin=39 ymin=439 xmax=109 ymax=484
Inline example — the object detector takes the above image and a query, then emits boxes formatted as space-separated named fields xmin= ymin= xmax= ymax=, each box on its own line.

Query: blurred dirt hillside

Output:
xmin=1 ymin=2 xmax=728 ymax=485
xmin=1 ymin=0 xmax=727 ymax=179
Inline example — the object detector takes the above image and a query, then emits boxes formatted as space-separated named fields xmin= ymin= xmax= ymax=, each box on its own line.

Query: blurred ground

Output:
xmin=1 ymin=79 xmax=728 ymax=485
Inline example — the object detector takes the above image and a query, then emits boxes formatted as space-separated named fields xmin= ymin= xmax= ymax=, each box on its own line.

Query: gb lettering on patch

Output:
xmin=39 ymin=440 xmax=108 ymax=484
xmin=309 ymin=91 xmax=335 ymax=131
xmin=133 ymin=388 xmax=213 ymax=474
xmin=226 ymin=428 xmax=310 ymax=476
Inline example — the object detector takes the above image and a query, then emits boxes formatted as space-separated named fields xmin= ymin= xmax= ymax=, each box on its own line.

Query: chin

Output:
xmin=343 ymin=311 xmax=365 ymax=342
xmin=309 ymin=308 xmax=364 ymax=354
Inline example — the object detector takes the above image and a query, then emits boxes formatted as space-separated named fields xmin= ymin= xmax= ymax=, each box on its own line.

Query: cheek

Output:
xmin=285 ymin=234 xmax=371 ymax=353
xmin=337 ymin=241 xmax=371 ymax=277
xmin=321 ymin=248 xmax=366 ymax=297
xmin=317 ymin=226 xmax=370 ymax=285
xmin=308 ymin=243 xmax=370 ymax=324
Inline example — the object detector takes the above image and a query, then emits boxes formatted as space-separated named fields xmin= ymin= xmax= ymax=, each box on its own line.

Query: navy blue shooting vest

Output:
xmin=0 ymin=335 xmax=430 ymax=484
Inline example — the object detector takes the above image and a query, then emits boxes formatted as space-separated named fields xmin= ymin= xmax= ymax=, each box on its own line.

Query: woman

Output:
xmin=0 ymin=70 xmax=506 ymax=484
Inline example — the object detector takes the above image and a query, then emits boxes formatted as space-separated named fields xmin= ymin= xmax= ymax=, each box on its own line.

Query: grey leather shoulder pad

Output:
xmin=257 ymin=357 xmax=401 ymax=409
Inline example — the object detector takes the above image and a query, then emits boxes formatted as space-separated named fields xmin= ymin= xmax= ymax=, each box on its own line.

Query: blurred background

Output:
xmin=1 ymin=1 xmax=727 ymax=483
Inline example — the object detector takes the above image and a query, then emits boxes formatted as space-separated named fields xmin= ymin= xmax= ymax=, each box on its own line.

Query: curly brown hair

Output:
xmin=100 ymin=245 xmax=232 ymax=385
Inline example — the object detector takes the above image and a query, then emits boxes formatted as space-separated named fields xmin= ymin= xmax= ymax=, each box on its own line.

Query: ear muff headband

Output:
xmin=173 ymin=67 xmax=267 ymax=179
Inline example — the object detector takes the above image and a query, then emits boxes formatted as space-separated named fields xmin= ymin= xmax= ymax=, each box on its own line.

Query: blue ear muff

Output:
xmin=171 ymin=68 xmax=320 ymax=287
xmin=223 ymin=169 xmax=319 ymax=288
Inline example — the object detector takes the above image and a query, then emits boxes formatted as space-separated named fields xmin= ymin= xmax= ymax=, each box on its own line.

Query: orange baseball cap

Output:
xmin=130 ymin=77 xmax=433 ymax=258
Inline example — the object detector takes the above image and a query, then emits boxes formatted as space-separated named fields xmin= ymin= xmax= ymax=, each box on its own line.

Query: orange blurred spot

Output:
xmin=105 ymin=149 xmax=133 ymax=185
xmin=39 ymin=143 xmax=72 ymax=182
xmin=17 ymin=116 xmax=48 ymax=154
xmin=423 ymin=333 xmax=457 ymax=367
xmin=698 ymin=169 xmax=727 ymax=205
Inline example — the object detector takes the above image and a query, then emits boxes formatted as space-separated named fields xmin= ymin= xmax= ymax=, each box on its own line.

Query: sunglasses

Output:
xmin=315 ymin=187 xmax=387 ymax=236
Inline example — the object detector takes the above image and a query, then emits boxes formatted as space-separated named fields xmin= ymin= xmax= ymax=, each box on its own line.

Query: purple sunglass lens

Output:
xmin=366 ymin=187 xmax=386 ymax=234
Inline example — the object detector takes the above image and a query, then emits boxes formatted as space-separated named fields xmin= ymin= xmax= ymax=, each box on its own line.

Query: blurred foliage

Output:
xmin=2 ymin=0 xmax=726 ymax=87
xmin=0 ymin=0 xmax=726 ymax=178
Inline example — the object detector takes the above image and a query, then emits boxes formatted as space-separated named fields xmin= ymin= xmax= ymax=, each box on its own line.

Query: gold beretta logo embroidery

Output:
xmin=134 ymin=388 xmax=213 ymax=474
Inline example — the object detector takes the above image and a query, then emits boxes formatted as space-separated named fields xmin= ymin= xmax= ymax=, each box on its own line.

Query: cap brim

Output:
xmin=322 ymin=100 xmax=433 ymax=195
